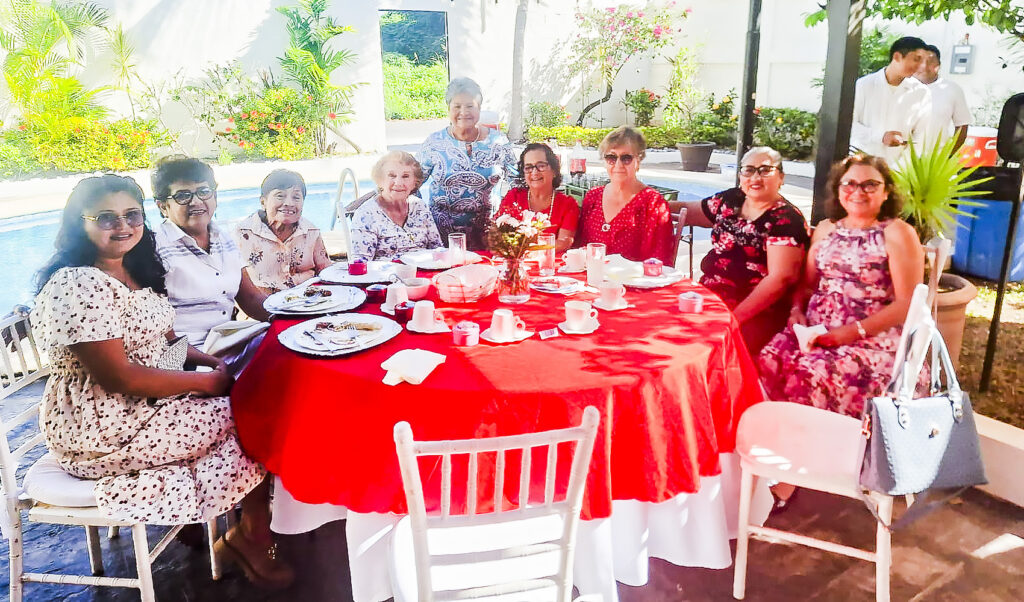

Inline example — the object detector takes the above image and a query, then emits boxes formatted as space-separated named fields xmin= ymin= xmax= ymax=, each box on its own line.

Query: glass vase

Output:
xmin=497 ymin=259 xmax=531 ymax=304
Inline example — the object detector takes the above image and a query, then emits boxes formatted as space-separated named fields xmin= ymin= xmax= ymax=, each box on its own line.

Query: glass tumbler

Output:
xmin=448 ymin=232 xmax=467 ymax=266
xmin=586 ymin=242 xmax=606 ymax=286
xmin=537 ymin=233 xmax=557 ymax=276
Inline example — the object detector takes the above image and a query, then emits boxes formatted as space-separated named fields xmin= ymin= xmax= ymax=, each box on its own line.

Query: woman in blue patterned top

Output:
xmin=418 ymin=77 xmax=517 ymax=250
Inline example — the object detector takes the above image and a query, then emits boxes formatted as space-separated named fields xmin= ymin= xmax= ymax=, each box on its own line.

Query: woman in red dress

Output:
xmin=495 ymin=143 xmax=579 ymax=252
xmin=576 ymin=127 xmax=674 ymax=264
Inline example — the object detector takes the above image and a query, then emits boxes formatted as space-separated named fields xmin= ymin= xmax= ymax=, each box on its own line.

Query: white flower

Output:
xmin=521 ymin=226 xmax=539 ymax=239
xmin=496 ymin=214 xmax=519 ymax=228
xmin=521 ymin=210 xmax=537 ymax=223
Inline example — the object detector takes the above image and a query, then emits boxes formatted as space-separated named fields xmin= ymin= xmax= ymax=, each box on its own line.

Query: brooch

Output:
xmin=601 ymin=223 xmax=611 ymax=232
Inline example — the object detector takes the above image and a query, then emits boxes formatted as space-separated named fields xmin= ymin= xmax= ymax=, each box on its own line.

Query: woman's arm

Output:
xmin=815 ymin=220 xmax=923 ymax=347
xmin=236 ymin=269 xmax=270 ymax=322
xmin=789 ymin=221 xmax=831 ymax=326
xmin=732 ymin=245 xmax=805 ymax=323
xmin=680 ymin=199 xmax=714 ymax=228
xmin=312 ymin=234 xmax=332 ymax=273
xmin=71 ymin=339 xmax=231 ymax=398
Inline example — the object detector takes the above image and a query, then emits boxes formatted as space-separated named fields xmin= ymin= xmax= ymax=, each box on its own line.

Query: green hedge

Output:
xmin=753 ymin=107 xmax=818 ymax=160
xmin=382 ymin=53 xmax=447 ymax=120
xmin=526 ymin=125 xmax=720 ymax=150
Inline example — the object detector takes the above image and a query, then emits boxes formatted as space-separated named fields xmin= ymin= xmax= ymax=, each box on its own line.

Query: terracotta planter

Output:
xmin=935 ymin=273 xmax=978 ymax=371
xmin=676 ymin=142 xmax=714 ymax=172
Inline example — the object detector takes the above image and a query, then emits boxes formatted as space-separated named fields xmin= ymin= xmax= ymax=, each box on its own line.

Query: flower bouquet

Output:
xmin=487 ymin=211 xmax=551 ymax=304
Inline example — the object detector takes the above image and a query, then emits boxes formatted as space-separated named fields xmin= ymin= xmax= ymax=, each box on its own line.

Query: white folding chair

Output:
xmin=0 ymin=313 xmax=221 ymax=602
xmin=670 ymin=206 xmax=695 ymax=275
xmin=733 ymin=284 xmax=933 ymax=602
xmin=391 ymin=406 xmax=600 ymax=602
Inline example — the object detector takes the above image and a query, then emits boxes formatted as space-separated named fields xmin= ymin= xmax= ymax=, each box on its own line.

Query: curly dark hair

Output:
xmin=35 ymin=175 xmax=167 ymax=295
xmin=516 ymin=143 xmax=563 ymax=190
xmin=151 ymin=155 xmax=217 ymax=200
xmin=824 ymin=154 xmax=904 ymax=222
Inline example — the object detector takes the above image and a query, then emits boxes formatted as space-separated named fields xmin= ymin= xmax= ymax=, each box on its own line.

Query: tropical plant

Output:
xmin=381 ymin=52 xmax=447 ymax=120
xmin=662 ymin=47 xmax=704 ymax=137
xmin=526 ymin=101 xmax=570 ymax=129
xmin=892 ymin=136 xmax=991 ymax=242
xmin=568 ymin=3 xmax=684 ymax=126
xmin=276 ymin=0 xmax=361 ymax=154
xmin=379 ymin=10 xmax=447 ymax=63
xmin=754 ymin=107 xmax=818 ymax=160
xmin=622 ymin=89 xmax=660 ymax=127
xmin=218 ymin=87 xmax=322 ymax=161
xmin=806 ymin=1 xmax=1024 ymax=43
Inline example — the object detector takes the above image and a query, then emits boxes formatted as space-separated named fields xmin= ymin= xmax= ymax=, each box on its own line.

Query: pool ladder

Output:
xmin=327 ymin=168 xmax=360 ymax=259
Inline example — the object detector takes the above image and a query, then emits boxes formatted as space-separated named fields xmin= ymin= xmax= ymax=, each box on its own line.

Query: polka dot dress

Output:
xmin=576 ymin=186 xmax=674 ymax=264
xmin=31 ymin=267 xmax=265 ymax=525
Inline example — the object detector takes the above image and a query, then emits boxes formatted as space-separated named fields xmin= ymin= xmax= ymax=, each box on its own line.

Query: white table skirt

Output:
xmin=271 ymin=453 xmax=772 ymax=602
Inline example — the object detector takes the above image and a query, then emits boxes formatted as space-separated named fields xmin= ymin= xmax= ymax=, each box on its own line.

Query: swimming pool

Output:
xmin=0 ymin=177 xmax=719 ymax=312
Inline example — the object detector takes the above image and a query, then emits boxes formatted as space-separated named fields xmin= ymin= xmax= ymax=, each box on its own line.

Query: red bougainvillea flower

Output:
xmin=238 ymin=141 xmax=245 ymax=147
xmin=753 ymin=108 xmax=761 ymax=115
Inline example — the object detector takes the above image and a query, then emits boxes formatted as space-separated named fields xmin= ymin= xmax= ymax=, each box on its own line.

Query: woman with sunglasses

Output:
xmin=32 ymin=175 xmax=294 ymax=589
xmin=679 ymin=146 xmax=809 ymax=354
xmin=152 ymin=156 xmax=269 ymax=373
xmin=495 ymin=143 xmax=579 ymax=253
xmin=576 ymin=126 xmax=674 ymax=264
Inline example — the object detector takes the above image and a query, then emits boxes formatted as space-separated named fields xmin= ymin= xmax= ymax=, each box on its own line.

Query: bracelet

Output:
xmin=855 ymin=320 xmax=867 ymax=339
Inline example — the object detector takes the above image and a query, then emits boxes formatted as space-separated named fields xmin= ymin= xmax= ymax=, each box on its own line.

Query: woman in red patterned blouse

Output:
xmin=576 ymin=127 xmax=674 ymax=264
xmin=496 ymin=143 xmax=579 ymax=252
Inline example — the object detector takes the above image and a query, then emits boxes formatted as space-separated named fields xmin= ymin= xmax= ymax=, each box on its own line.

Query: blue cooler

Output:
xmin=951 ymin=167 xmax=1023 ymax=281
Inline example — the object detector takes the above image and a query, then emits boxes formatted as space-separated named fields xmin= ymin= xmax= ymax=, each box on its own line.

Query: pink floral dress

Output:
xmin=758 ymin=220 xmax=905 ymax=417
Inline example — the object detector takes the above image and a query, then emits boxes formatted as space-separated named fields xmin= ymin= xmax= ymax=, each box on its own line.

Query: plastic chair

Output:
xmin=733 ymin=284 xmax=932 ymax=602
xmin=391 ymin=406 xmax=600 ymax=602
xmin=0 ymin=313 xmax=221 ymax=602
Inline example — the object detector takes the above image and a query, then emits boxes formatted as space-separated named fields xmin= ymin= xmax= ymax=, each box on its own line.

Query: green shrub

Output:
xmin=622 ymin=89 xmax=660 ymax=127
xmin=526 ymin=101 xmax=570 ymax=129
xmin=0 ymin=131 xmax=43 ymax=179
xmin=382 ymin=53 xmax=447 ymax=120
xmin=753 ymin=107 xmax=818 ymax=160
xmin=20 ymin=117 xmax=168 ymax=173
xmin=220 ymin=87 xmax=320 ymax=161
xmin=526 ymin=123 xmax=733 ymax=150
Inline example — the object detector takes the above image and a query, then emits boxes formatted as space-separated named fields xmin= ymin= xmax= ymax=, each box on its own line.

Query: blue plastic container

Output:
xmin=951 ymin=167 xmax=1023 ymax=281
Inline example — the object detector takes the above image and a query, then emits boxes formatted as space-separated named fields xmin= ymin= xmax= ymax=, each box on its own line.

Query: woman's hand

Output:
xmin=199 ymin=364 xmax=233 ymax=397
xmin=813 ymin=324 xmax=859 ymax=348
xmin=788 ymin=305 xmax=807 ymax=327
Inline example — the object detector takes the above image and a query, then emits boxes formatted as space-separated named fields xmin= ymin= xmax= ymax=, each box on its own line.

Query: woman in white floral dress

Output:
xmin=350 ymin=150 xmax=443 ymax=261
xmin=32 ymin=175 xmax=293 ymax=589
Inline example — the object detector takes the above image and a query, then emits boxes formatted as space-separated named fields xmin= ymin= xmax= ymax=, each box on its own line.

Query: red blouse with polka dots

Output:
xmin=576 ymin=186 xmax=674 ymax=265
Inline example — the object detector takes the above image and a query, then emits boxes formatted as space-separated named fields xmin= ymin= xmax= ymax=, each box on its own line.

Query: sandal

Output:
xmin=214 ymin=525 xmax=295 ymax=590
xmin=174 ymin=523 xmax=206 ymax=550
xmin=770 ymin=486 xmax=799 ymax=514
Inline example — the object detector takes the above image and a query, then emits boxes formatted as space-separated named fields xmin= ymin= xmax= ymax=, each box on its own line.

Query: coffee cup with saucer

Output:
xmin=594 ymin=282 xmax=628 ymax=311
xmin=560 ymin=248 xmax=586 ymax=273
xmin=481 ymin=309 xmax=533 ymax=343
xmin=407 ymin=300 xmax=450 ymax=333
xmin=558 ymin=300 xmax=600 ymax=334
xmin=381 ymin=282 xmax=408 ymax=314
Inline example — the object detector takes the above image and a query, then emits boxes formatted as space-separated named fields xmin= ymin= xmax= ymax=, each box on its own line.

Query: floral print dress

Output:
xmin=31 ymin=267 xmax=265 ymax=524
xmin=235 ymin=213 xmax=330 ymax=293
xmin=349 ymin=195 xmax=443 ymax=261
xmin=758 ymin=220 xmax=909 ymax=417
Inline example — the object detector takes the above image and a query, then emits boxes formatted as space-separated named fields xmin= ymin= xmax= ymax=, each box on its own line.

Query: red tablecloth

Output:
xmin=231 ymin=274 xmax=764 ymax=520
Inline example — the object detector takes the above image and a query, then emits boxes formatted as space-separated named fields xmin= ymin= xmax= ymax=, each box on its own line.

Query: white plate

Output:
xmin=319 ymin=261 xmax=399 ymax=284
xmin=608 ymin=266 xmax=685 ymax=289
xmin=530 ymin=276 xmax=584 ymax=295
xmin=264 ymin=285 xmax=366 ymax=315
xmin=593 ymin=298 xmax=632 ymax=311
xmin=400 ymin=249 xmax=483 ymax=271
xmin=558 ymin=318 xmax=600 ymax=335
xmin=480 ymin=327 xmax=534 ymax=344
xmin=406 ymin=321 xmax=451 ymax=334
xmin=558 ymin=265 xmax=586 ymax=274
xmin=278 ymin=314 xmax=402 ymax=357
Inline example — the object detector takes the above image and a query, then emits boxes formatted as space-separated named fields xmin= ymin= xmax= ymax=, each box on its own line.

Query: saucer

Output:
xmin=380 ymin=303 xmax=403 ymax=315
xmin=558 ymin=318 xmax=600 ymax=335
xmin=480 ymin=328 xmax=534 ymax=344
xmin=593 ymin=298 xmax=631 ymax=311
xmin=558 ymin=265 xmax=586 ymax=274
xmin=406 ymin=321 xmax=451 ymax=334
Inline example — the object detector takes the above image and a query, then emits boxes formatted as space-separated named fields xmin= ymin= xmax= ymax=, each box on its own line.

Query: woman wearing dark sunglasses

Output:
xmin=32 ymin=175 xmax=294 ymax=589
xmin=678 ymin=146 xmax=809 ymax=355
xmin=576 ymin=126 xmax=674 ymax=264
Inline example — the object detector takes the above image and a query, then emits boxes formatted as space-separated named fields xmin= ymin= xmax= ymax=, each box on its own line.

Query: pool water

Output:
xmin=0 ymin=177 xmax=718 ymax=312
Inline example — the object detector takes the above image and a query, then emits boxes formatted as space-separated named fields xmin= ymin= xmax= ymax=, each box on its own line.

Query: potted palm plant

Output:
xmin=663 ymin=47 xmax=716 ymax=171
xmin=891 ymin=136 xmax=992 ymax=365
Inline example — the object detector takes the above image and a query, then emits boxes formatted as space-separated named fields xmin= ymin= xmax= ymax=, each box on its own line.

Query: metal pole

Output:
xmin=735 ymin=0 xmax=762 ymax=187
xmin=980 ymin=165 xmax=1024 ymax=391
xmin=810 ymin=0 xmax=865 ymax=225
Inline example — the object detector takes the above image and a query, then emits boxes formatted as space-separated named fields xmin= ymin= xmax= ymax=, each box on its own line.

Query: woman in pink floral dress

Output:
xmin=758 ymin=155 xmax=924 ymax=418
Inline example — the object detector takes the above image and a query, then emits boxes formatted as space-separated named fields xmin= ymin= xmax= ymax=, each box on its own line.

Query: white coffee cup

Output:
xmin=598 ymin=282 xmax=626 ymax=307
xmin=410 ymin=300 xmax=444 ymax=330
xmin=565 ymin=300 xmax=598 ymax=330
xmin=564 ymin=248 xmax=586 ymax=271
xmin=490 ymin=308 xmax=525 ymax=341
xmin=393 ymin=263 xmax=416 ymax=281
xmin=384 ymin=282 xmax=409 ymax=309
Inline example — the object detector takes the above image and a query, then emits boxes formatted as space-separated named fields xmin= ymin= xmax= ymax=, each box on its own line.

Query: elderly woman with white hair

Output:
xmin=350 ymin=150 xmax=443 ymax=261
xmin=418 ymin=77 xmax=517 ymax=250
xmin=679 ymin=146 xmax=810 ymax=354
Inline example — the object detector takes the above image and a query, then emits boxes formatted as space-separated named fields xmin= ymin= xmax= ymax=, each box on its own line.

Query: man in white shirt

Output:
xmin=851 ymin=36 xmax=933 ymax=164
xmin=914 ymin=44 xmax=972 ymax=152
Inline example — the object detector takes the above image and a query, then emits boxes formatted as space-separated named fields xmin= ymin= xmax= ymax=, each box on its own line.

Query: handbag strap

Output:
xmin=858 ymin=487 xmax=969 ymax=531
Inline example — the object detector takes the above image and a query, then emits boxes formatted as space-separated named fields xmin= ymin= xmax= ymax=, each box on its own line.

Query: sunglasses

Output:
xmin=603 ymin=153 xmax=635 ymax=166
xmin=739 ymin=165 xmax=781 ymax=177
xmin=839 ymin=179 xmax=883 ymax=194
xmin=162 ymin=186 xmax=215 ymax=205
xmin=523 ymin=161 xmax=550 ymax=174
xmin=82 ymin=208 xmax=145 ymax=230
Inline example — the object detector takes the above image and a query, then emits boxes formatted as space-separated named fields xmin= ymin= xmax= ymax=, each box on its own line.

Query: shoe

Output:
xmin=771 ymin=487 xmax=799 ymax=514
xmin=214 ymin=525 xmax=295 ymax=590
xmin=175 ymin=523 xmax=206 ymax=550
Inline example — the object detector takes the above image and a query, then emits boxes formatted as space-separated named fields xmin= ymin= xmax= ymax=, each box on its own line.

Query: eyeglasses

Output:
xmin=839 ymin=179 xmax=883 ymax=194
xmin=739 ymin=165 xmax=781 ymax=177
xmin=523 ymin=161 xmax=550 ymax=174
xmin=603 ymin=153 xmax=635 ymax=166
xmin=162 ymin=186 xmax=215 ymax=205
xmin=82 ymin=209 xmax=145 ymax=230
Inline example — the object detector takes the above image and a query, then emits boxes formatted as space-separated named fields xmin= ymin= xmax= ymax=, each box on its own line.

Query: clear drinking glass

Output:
xmin=586 ymin=242 xmax=606 ymax=286
xmin=448 ymin=233 xmax=467 ymax=266
xmin=537 ymin=233 xmax=557 ymax=276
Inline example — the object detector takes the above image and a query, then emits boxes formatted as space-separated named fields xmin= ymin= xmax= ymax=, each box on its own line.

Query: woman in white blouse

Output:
xmin=350 ymin=151 xmax=443 ymax=261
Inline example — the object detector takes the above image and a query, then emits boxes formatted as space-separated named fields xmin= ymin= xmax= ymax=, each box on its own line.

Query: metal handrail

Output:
xmin=330 ymin=167 xmax=359 ymax=230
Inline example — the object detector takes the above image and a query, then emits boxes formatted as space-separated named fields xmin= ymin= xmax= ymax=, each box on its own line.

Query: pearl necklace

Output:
xmin=528 ymin=190 xmax=554 ymax=215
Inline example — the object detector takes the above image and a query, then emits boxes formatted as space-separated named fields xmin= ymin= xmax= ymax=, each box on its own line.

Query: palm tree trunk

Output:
xmin=507 ymin=0 xmax=529 ymax=142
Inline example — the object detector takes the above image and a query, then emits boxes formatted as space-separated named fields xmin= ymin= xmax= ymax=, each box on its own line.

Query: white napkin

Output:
xmin=603 ymin=254 xmax=643 ymax=281
xmin=792 ymin=323 xmax=827 ymax=353
xmin=381 ymin=349 xmax=446 ymax=385
xmin=203 ymin=320 xmax=270 ymax=357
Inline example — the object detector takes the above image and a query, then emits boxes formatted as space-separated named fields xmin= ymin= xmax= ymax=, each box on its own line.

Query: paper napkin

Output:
xmin=202 ymin=320 xmax=270 ymax=357
xmin=603 ymin=254 xmax=644 ymax=280
xmin=381 ymin=349 xmax=446 ymax=386
xmin=792 ymin=323 xmax=827 ymax=353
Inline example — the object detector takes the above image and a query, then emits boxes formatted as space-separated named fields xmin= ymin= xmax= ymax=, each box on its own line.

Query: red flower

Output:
xmin=328 ymin=112 xmax=337 ymax=120
xmin=225 ymin=126 xmax=233 ymax=132
xmin=296 ymin=126 xmax=305 ymax=134
xmin=238 ymin=141 xmax=245 ymax=147
xmin=753 ymin=108 xmax=761 ymax=115
xmin=228 ymin=117 xmax=234 ymax=123
xmin=240 ymin=112 xmax=249 ymax=119
xmin=18 ymin=124 xmax=26 ymax=131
